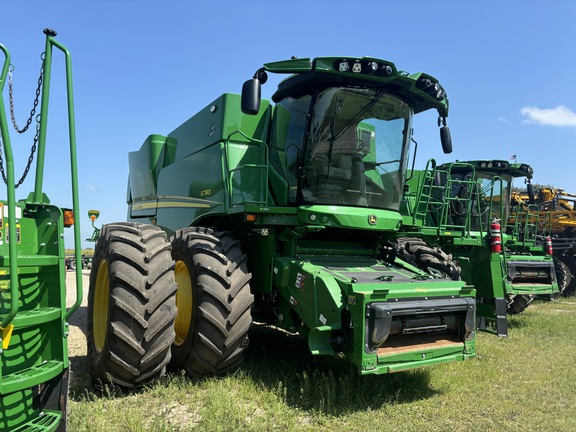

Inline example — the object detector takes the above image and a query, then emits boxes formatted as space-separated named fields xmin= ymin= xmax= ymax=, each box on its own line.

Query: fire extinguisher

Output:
xmin=490 ymin=219 xmax=502 ymax=253
xmin=545 ymin=236 xmax=553 ymax=255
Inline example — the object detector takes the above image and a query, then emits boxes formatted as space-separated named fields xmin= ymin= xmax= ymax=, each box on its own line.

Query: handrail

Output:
xmin=411 ymin=158 xmax=436 ymax=226
xmin=224 ymin=129 xmax=269 ymax=207
xmin=0 ymin=43 xmax=19 ymax=329
xmin=44 ymin=35 xmax=82 ymax=319
xmin=489 ymin=177 xmax=508 ymax=267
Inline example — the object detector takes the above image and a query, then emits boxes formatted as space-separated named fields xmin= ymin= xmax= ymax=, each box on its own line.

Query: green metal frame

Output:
xmin=0 ymin=32 xmax=82 ymax=327
xmin=0 ymin=29 xmax=81 ymax=432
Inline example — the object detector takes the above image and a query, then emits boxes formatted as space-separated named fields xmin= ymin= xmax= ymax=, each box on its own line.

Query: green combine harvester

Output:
xmin=399 ymin=159 xmax=559 ymax=337
xmin=87 ymin=57 xmax=476 ymax=387
xmin=0 ymin=30 xmax=82 ymax=431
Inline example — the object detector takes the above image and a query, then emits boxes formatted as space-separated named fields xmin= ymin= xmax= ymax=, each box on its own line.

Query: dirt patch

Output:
xmin=66 ymin=270 xmax=92 ymax=394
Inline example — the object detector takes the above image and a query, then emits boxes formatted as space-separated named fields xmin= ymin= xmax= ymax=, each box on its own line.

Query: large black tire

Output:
xmin=553 ymin=256 xmax=571 ymax=297
xmin=506 ymin=294 xmax=534 ymax=315
xmin=87 ymin=223 xmax=177 ymax=388
xmin=170 ymin=227 xmax=253 ymax=377
xmin=395 ymin=237 xmax=461 ymax=280
xmin=557 ymin=253 xmax=576 ymax=297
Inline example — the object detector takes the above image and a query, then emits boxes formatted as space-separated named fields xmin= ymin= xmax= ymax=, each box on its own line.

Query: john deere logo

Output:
xmin=368 ymin=215 xmax=377 ymax=225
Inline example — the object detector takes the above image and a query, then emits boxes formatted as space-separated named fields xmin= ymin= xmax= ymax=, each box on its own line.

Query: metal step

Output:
xmin=0 ymin=360 xmax=64 ymax=394
xmin=10 ymin=307 xmax=62 ymax=328
xmin=10 ymin=409 xmax=62 ymax=432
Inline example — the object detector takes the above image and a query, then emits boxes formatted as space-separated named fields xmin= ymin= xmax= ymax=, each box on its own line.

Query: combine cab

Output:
xmin=88 ymin=57 xmax=476 ymax=387
xmin=0 ymin=30 xmax=82 ymax=431
xmin=400 ymin=159 xmax=558 ymax=337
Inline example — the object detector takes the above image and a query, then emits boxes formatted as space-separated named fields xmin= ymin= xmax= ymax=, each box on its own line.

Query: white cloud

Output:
xmin=497 ymin=117 xmax=508 ymax=123
xmin=84 ymin=183 xmax=99 ymax=193
xmin=520 ymin=105 xmax=576 ymax=127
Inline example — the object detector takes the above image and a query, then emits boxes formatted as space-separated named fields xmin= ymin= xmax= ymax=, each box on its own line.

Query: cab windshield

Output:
xmin=302 ymin=87 xmax=412 ymax=210
xmin=475 ymin=172 xmax=512 ymax=229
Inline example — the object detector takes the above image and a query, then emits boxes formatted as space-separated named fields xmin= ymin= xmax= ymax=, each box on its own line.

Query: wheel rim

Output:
xmin=174 ymin=260 xmax=193 ymax=346
xmin=93 ymin=259 xmax=110 ymax=353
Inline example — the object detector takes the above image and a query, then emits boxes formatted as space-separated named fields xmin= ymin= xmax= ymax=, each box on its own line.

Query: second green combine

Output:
xmin=399 ymin=159 xmax=559 ymax=337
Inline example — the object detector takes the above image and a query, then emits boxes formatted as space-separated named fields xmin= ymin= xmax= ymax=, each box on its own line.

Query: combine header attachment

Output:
xmin=0 ymin=29 xmax=82 ymax=431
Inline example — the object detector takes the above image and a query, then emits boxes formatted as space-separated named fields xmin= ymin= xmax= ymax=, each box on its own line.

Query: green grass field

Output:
xmin=68 ymin=298 xmax=576 ymax=432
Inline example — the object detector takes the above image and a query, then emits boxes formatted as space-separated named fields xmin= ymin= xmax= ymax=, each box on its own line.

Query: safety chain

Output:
xmin=8 ymin=53 xmax=45 ymax=134
xmin=0 ymin=116 xmax=40 ymax=188
xmin=0 ymin=53 xmax=44 ymax=187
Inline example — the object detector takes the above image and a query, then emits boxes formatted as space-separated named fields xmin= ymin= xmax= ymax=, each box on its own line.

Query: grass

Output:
xmin=68 ymin=298 xmax=576 ymax=431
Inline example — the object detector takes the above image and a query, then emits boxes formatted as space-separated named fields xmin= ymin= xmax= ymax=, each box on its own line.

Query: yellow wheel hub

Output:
xmin=174 ymin=260 xmax=193 ymax=346
xmin=93 ymin=259 xmax=110 ymax=353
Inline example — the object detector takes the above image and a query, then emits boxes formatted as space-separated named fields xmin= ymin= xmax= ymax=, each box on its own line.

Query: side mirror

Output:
xmin=241 ymin=79 xmax=261 ymax=115
xmin=440 ymin=126 xmax=452 ymax=154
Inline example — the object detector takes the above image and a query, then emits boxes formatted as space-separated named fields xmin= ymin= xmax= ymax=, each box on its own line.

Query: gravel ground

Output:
xmin=66 ymin=269 xmax=92 ymax=393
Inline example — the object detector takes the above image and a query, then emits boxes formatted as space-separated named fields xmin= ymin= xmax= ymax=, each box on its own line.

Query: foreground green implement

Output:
xmin=0 ymin=30 xmax=82 ymax=431
xmin=88 ymin=57 xmax=475 ymax=387
xmin=399 ymin=159 xmax=558 ymax=337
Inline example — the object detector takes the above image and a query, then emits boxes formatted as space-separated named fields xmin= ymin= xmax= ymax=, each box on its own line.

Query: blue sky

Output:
xmin=1 ymin=1 xmax=575 ymax=248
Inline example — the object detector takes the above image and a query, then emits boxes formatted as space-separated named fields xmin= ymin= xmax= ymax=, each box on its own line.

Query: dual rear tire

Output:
xmin=87 ymin=223 xmax=253 ymax=388
xmin=87 ymin=223 xmax=177 ymax=388
xmin=170 ymin=227 xmax=253 ymax=377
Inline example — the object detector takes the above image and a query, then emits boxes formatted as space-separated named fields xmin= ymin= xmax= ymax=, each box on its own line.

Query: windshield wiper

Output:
xmin=364 ymin=159 xmax=401 ymax=170
xmin=326 ymin=100 xmax=340 ymax=176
